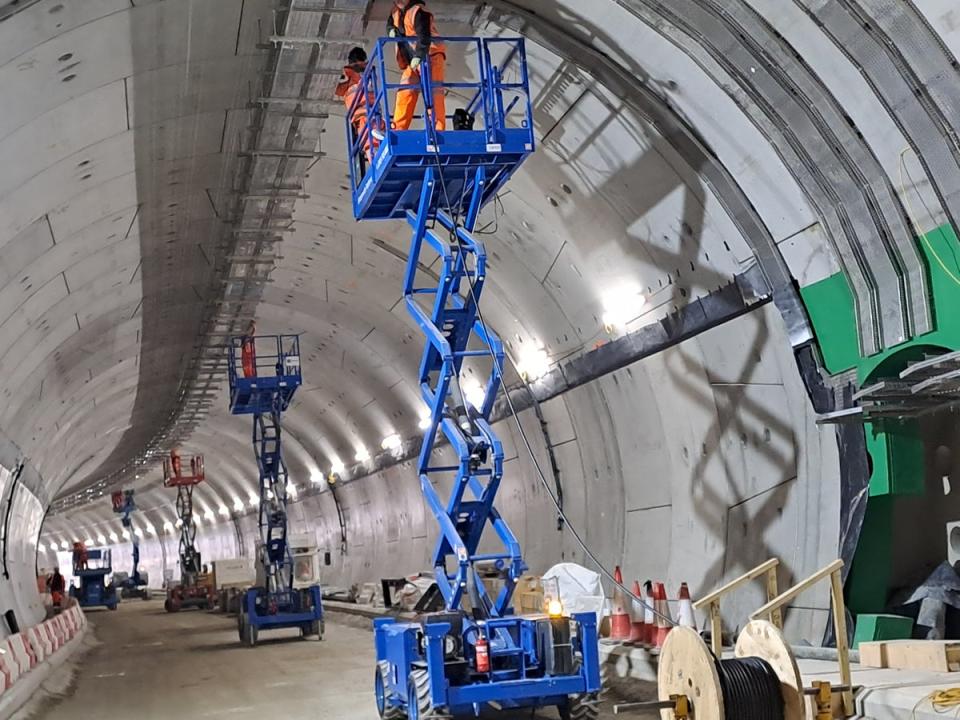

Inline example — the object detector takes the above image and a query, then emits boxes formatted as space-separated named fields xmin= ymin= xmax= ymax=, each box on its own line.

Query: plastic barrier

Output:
xmin=46 ymin=618 xmax=66 ymax=648
xmin=0 ymin=645 xmax=15 ymax=690
xmin=41 ymin=622 xmax=61 ymax=651
xmin=5 ymin=636 xmax=32 ymax=675
xmin=25 ymin=627 xmax=48 ymax=662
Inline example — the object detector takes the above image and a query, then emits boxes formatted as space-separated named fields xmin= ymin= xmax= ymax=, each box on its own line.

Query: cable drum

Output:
xmin=715 ymin=656 xmax=785 ymax=720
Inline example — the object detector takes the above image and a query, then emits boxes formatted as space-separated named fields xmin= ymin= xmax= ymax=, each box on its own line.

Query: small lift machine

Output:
xmin=346 ymin=37 xmax=601 ymax=719
xmin=110 ymin=488 xmax=149 ymax=600
xmin=162 ymin=450 xmax=217 ymax=612
xmin=69 ymin=545 xmax=118 ymax=611
xmin=227 ymin=334 xmax=324 ymax=646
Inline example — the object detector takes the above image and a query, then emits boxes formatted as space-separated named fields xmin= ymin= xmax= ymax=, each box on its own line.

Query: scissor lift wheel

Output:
xmin=407 ymin=669 xmax=433 ymax=720
xmin=376 ymin=661 xmax=407 ymax=720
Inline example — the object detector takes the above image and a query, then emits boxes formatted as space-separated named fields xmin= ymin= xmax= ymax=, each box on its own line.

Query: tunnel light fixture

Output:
xmin=310 ymin=468 xmax=325 ymax=484
xmin=194 ymin=515 xmax=202 ymax=527
xmin=330 ymin=458 xmax=345 ymax=476
xmin=84 ymin=537 xmax=94 ymax=546
xmin=233 ymin=498 xmax=245 ymax=513
xmin=287 ymin=483 xmax=298 ymax=498
xmin=145 ymin=524 xmax=156 ymax=536
xmin=204 ymin=508 xmax=215 ymax=521
xmin=175 ymin=519 xmax=183 ymax=529
xmin=266 ymin=489 xmax=275 ymax=500
xmin=121 ymin=530 xmax=130 ymax=540
xmin=462 ymin=378 xmax=486 ymax=410
xmin=248 ymin=492 xmax=259 ymax=508
xmin=134 ymin=528 xmax=144 ymax=539
xmin=60 ymin=540 xmax=69 ymax=550
xmin=381 ymin=433 xmax=402 ymax=451
xmin=162 ymin=521 xmax=173 ymax=533
xmin=355 ymin=446 xmax=370 ymax=462
xmin=418 ymin=413 xmax=432 ymax=430
xmin=218 ymin=505 xmax=230 ymax=517
xmin=108 ymin=532 xmax=119 ymax=543
xmin=516 ymin=344 xmax=550 ymax=382
xmin=601 ymin=287 xmax=647 ymax=333
xmin=96 ymin=534 xmax=107 ymax=545
xmin=37 ymin=543 xmax=45 ymax=553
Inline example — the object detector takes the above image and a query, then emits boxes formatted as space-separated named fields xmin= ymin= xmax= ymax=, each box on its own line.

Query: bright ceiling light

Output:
xmin=218 ymin=505 xmax=230 ymax=517
xmin=418 ymin=413 xmax=432 ymax=430
xmin=355 ymin=446 xmax=370 ymax=462
xmin=175 ymin=518 xmax=183 ymax=529
xmin=310 ymin=468 xmax=325 ymax=484
xmin=381 ymin=433 xmax=402 ymax=451
xmin=287 ymin=482 xmax=298 ymax=498
xmin=205 ymin=509 xmax=215 ymax=521
xmin=163 ymin=521 xmax=174 ymax=533
xmin=37 ymin=543 xmax=45 ymax=553
xmin=108 ymin=532 xmax=119 ymax=543
xmin=233 ymin=498 xmax=244 ymax=512
xmin=601 ymin=287 xmax=647 ymax=333
xmin=462 ymin=378 xmax=486 ymax=410
xmin=60 ymin=540 xmax=69 ymax=550
xmin=96 ymin=534 xmax=106 ymax=545
xmin=121 ymin=530 xmax=130 ymax=540
xmin=516 ymin=344 xmax=550 ymax=382
xmin=329 ymin=458 xmax=345 ymax=476
xmin=84 ymin=537 xmax=94 ymax=546
xmin=146 ymin=524 xmax=156 ymax=536
xmin=134 ymin=528 xmax=144 ymax=538
xmin=249 ymin=494 xmax=259 ymax=508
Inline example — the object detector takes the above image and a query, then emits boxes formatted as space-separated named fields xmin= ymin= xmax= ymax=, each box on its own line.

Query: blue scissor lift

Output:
xmin=347 ymin=37 xmax=601 ymax=719
xmin=227 ymin=334 xmax=324 ymax=646
xmin=70 ymin=549 xmax=118 ymax=611
xmin=111 ymin=489 xmax=149 ymax=600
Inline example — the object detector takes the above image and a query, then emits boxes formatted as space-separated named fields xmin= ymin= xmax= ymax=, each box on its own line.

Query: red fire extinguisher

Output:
xmin=475 ymin=628 xmax=490 ymax=673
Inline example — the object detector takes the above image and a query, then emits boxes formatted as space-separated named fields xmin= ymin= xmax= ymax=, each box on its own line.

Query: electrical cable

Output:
xmin=715 ymin=657 xmax=784 ymax=720
xmin=417 ymin=69 xmax=677 ymax=626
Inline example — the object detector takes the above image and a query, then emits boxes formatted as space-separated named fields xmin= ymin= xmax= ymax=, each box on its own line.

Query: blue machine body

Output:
xmin=348 ymin=37 xmax=601 ymax=718
xmin=70 ymin=549 xmax=118 ymax=610
xmin=227 ymin=335 xmax=324 ymax=643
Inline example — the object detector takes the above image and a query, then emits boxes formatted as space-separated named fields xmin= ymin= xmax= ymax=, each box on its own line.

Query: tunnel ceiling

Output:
xmin=3 ymin=0 xmax=959 ymax=544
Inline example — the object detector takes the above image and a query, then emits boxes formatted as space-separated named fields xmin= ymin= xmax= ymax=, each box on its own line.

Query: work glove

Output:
xmin=388 ymin=28 xmax=397 ymax=38
xmin=410 ymin=56 xmax=421 ymax=71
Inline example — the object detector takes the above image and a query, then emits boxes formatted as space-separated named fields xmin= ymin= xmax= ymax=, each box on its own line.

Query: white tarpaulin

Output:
xmin=542 ymin=562 xmax=605 ymax=622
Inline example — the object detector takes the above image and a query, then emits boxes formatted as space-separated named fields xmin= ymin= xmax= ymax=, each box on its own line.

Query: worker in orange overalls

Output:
xmin=388 ymin=0 xmax=446 ymax=132
xmin=337 ymin=47 xmax=376 ymax=168
xmin=170 ymin=448 xmax=182 ymax=479
xmin=72 ymin=542 xmax=88 ymax=573
xmin=241 ymin=320 xmax=256 ymax=378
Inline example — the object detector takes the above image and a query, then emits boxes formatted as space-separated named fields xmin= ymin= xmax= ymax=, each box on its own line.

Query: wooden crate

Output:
xmin=514 ymin=575 xmax=544 ymax=615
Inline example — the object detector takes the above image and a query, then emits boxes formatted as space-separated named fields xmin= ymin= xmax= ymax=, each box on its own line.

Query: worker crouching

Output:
xmin=389 ymin=0 xmax=446 ymax=131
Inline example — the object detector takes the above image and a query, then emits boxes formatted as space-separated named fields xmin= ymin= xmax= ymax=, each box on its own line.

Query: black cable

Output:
xmin=418 ymin=72 xmax=675 ymax=626
xmin=715 ymin=657 xmax=784 ymax=720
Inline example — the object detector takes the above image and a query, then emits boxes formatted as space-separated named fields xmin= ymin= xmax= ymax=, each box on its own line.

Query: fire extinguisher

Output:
xmin=475 ymin=627 xmax=490 ymax=673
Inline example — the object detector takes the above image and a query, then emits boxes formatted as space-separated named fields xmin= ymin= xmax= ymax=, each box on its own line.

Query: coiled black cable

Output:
xmin=715 ymin=657 xmax=784 ymax=720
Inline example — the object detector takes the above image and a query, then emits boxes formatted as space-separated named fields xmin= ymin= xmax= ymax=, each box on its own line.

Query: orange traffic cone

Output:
xmin=629 ymin=580 xmax=646 ymax=643
xmin=643 ymin=580 xmax=655 ymax=647
xmin=677 ymin=582 xmax=697 ymax=630
xmin=653 ymin=581 xmax=673 ymax=648
xmin=609 ymin=566 xmax=632 ymax=641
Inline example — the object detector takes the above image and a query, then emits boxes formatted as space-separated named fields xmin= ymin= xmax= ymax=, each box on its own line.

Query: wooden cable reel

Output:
xmin=657 ymin=621 xmax=806 ymax=720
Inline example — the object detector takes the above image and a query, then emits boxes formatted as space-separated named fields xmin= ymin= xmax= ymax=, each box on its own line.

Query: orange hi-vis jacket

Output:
xmin=336 ymin=64 xmax=368 ymax=122
xmin=390 ymin=1 xmax=445 ymax=67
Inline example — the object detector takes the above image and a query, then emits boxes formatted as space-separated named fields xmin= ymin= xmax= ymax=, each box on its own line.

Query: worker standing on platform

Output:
xmin=337 ymin=46 xmax=377 ymax=168
xmin=388 ymin=0 xmax=446 ymax=132
xmin=241 ymin=320 xmax=257 ymax=378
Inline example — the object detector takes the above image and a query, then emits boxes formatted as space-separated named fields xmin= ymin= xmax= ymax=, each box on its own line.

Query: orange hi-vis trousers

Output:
xmin=393 ymin=54 xmax=446 ymax=132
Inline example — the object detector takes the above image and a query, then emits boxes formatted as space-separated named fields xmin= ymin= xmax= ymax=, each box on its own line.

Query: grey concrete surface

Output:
xmin=27 ymin=600 xmax=650 ymax=720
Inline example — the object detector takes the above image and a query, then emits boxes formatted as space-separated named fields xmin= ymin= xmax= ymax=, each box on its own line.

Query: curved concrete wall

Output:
xmin=0 ymin=0 xmax=954 ymax=644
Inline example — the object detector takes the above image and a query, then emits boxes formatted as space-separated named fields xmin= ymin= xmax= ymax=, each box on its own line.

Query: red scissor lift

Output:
xmin=162 ymin=450 xmax=217 ymax=612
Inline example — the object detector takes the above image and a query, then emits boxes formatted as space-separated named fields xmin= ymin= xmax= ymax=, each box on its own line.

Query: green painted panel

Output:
xmin=847 ymin=495 xmax=893 ymax=615
xmin=866 ymin=423 xmax=924 ymax=497
xmin=799 ymin=273 xmax=860 ymax=375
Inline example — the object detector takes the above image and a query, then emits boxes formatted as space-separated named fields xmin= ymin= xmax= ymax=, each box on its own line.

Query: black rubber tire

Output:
xmin=237 ymin=613 xmax=246 ymax=643
xmin=407 ymin=669 xmax=432 ymax=720
xmin=376 ymin=661 xmax=406 ymax=719
xmin=245 ymin=620 xmax=258 ymax=647
xmin=311 ymin=619 xmax=323 ymax=640
xmin=559 ymin=693 xmax=599 ymax=720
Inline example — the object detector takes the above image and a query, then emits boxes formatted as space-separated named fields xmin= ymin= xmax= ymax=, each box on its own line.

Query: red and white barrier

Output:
xmin=40 ymin=622 xmax=60 ymax=652
xmin=0 ymin=606 xmax=88 ymax=702
xmin=0 ymin=645 xmax=16 ymax=689
xmin=6 ymin=636 xmax=33 ymax=675
xmin=25 ymin=627 xmax=49 ymax=662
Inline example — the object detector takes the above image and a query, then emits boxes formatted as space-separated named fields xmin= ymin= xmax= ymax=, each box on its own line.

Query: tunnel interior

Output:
xmin=1 ymin=0 xmax=960 ymax=717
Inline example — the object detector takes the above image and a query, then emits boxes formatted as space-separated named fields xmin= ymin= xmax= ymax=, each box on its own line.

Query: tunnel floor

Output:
xmin=26 ymin=601 xmax=647 ymax=719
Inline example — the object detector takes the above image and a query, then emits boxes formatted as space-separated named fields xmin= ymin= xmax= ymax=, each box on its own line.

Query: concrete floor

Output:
xmin=28 ymin=601 xmax=646 ymax=720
